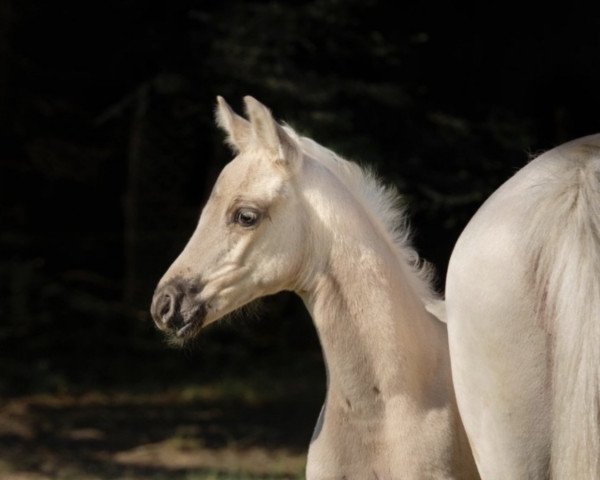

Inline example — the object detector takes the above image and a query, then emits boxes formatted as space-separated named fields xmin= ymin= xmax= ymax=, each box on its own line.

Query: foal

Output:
xmin=151 ymin=96 xmax=477 ymax=479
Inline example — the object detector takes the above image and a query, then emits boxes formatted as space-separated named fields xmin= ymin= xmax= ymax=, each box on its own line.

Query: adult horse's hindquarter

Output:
xmin=446 ymin=134 xmax=600 ymax=479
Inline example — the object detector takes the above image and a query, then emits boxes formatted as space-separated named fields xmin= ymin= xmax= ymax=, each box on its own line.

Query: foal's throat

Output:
xmin=303 ymin=242 xmax=437 ymax=412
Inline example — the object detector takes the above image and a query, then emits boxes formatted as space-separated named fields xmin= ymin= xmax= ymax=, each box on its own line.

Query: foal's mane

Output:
xmin=283 ymin=126 xmax=436 ymax=303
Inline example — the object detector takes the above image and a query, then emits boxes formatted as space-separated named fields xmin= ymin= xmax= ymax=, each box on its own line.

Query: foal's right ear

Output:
xmin=243 ymin=96 xmax=302 ymax=175
xmin=215 ymin=96 xmax=252 ymax=154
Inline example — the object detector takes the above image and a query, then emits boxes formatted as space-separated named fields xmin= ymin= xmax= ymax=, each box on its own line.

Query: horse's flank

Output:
xmin=446 ymin=133 xmax=600 ymax=478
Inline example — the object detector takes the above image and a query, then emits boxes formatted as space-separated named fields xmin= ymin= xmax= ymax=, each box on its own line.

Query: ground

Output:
xmin=0 ymin=370 xmax=323 ymax=480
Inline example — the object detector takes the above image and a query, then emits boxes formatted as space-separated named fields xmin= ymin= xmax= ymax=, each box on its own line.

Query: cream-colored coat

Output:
xmin=152 ymin=96 xmax=478 ymax=479
xmin=446 ymin=135 xmax=600 ymax=479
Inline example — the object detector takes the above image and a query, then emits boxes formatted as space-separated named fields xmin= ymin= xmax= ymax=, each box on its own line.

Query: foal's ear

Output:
xmin=243 ymin=96 xmax=302 ymax=173
xmin=215 ymin=96 xmax=252 ymax=153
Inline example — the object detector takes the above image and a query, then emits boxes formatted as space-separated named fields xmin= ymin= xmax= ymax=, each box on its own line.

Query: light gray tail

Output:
xmin=527 ymin=151 xmax=600 ymax=478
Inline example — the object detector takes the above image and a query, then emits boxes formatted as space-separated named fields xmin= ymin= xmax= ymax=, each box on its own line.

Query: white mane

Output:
xmin=282 ymin=125 xmax=437 ymax=304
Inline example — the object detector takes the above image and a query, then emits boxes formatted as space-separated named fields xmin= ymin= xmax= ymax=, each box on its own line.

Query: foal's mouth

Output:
xmin=150 ymin=278 xmax=210 ymax=343
xmin=171 ymin=302 xmax=207 ymax=339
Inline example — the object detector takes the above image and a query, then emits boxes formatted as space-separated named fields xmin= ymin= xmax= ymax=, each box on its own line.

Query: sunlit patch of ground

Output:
xmin=113 ymin=441 xmax=304 ymax=475
xmin=0 ymin=379 xmax=321 ymax=480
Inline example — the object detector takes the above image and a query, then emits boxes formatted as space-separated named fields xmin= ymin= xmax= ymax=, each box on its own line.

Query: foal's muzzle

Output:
xmin=150 ymin=281 xmax=206 ymax=339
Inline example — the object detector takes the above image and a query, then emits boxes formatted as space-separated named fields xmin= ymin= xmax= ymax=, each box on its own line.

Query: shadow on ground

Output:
xmin=0 ymin=375 xmax=323 ymax=479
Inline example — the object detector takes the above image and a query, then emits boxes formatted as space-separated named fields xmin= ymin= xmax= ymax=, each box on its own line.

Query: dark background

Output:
xmin=1 ymin=1 xmax=599 ymax=477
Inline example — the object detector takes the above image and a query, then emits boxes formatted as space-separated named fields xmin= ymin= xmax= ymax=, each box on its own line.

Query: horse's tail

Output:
xmin=528 ymin=152 xmax=600 ymax=478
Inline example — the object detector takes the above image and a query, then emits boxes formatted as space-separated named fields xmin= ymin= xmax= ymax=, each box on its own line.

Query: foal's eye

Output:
xmin=234 ymin=208 xmax=260 ymax=228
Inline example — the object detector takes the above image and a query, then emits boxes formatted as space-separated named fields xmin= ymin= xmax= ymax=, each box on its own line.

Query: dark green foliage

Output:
xmin=1 ymin=0 xmax=599 ymax=393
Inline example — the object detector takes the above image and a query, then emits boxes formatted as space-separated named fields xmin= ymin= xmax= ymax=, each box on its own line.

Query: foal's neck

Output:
xmin=303 ymin=230 xmax=444 ymax=413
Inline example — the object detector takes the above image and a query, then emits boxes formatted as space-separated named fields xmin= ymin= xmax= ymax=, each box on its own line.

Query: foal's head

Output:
xmin=150 ymin=97 xmax=309 ymax=342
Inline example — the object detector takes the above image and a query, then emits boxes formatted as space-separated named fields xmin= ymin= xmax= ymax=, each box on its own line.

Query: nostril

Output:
xmin=151 ymin=286 xmax=182 ymax=328
xmin=159 ymin=294 xmax=173 ymax=320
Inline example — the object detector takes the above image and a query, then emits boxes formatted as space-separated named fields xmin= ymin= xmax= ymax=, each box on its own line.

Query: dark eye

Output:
xmin=234 ymin=208 xmax=260 ymax=227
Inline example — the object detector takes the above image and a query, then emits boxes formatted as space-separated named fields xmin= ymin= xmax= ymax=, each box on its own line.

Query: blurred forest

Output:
xmin=1 ymin=0 xmax=599 ymax=478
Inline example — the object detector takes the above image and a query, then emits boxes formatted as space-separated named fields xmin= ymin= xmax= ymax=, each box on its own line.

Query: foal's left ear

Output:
xmin=243 ymin=96 xmax=302 ymax=173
